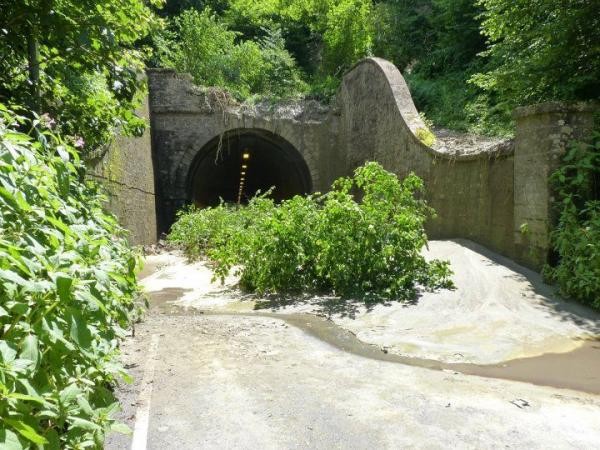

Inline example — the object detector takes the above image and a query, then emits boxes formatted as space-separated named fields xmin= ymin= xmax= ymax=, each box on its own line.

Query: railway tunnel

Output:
xmin=187 ymin=128 xmax=313 ymax=207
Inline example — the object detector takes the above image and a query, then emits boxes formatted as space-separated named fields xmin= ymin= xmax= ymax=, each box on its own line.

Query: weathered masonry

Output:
xmin=88 ymin=97 xmax=157 ymax=246
xmin=108 ymin=57 xmax=594 ymax=270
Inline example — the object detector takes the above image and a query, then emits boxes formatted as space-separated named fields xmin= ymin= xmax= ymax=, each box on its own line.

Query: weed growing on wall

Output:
xmin=169 ymin=162 xmax=453 ymax=302
xmin=0 ymin=105 xmax=139 ymax=448
xmin=544 ymin=132 xmax=600 ymax=309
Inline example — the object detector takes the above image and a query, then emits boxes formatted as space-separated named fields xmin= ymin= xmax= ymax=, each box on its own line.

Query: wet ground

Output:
xmin=141 ymin=291 xmax=600 ymax=396
xmin=106 ymin=240 xmax=600 ymax=449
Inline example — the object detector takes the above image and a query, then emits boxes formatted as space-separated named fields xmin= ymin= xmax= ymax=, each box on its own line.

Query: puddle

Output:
xmin=148 ymin=288 xmax=191 ymax=308
xmin=138 ymin=259 xmax=169 ymax=280
xmin=147 ymin=288 xmax=600 ymax=395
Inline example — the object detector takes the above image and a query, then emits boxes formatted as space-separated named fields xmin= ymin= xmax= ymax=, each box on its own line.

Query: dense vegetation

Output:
xmin=154 ymin=9 xmax=308 ymax=99
xmin=545 ymin=132 xmax=600 ymax=309
xmin=151 ymin=0 xmax=598 ymax=134
xmin=0 ymin=105 xmax=139 ymax=448
xmin=0 ymin=1 xmax=151 ymax=446
xmin=0 ymin=0 xmax=161 ymax=151
xmin=169 ymin=162 xmax=453 ymax=301
xmin=2 ymin=1 xmax=597 ymax=135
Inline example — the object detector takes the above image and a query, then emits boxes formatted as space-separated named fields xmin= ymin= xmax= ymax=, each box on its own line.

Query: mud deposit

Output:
xmin=149 ymin=287 xmax=600 ymax=396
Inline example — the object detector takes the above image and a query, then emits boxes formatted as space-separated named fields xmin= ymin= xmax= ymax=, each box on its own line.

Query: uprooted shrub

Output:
xmin=169 ymin=162 xmax=453 ymax=302
xmin=0 ymin=104 xmax=139 ymax=449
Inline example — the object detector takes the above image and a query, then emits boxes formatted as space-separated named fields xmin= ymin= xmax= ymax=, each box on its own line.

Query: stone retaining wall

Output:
xmin=337 ymin=58 xmax=516 ymax=262
xmin=87 ymin=96 xmax=158 ymax=246
xmin=146 ymin=58 xmax=596 ymax=269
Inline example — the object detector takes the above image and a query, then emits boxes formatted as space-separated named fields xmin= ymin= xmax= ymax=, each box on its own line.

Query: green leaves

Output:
xmin=544 ymin=132 xmax=600 ymax=309
xmin=170 ymin=162 xmax=453 ymax=301
xmin=157 ymin=9 xmax=307 ymax=100
xmin=473 ymin=0 xmax=600 ymax=107
xmin=19 ymin=336 xmax=39 ymax=371
xmin=2 ymin=419 xmax=48 ymax=446
xmin=0 ymin=428 xmax=25 ymax=450
xmin=0 ymin=0 xmax=157 ymax=151
xmin=56 ymin=276 xmax=74 ymax=303
xmin=0 ymin=105 xmax=139 ymax=447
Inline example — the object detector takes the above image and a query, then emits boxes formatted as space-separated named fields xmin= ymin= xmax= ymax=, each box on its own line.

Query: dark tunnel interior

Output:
xmin=188 ymin=129 xmax=312 ymax=207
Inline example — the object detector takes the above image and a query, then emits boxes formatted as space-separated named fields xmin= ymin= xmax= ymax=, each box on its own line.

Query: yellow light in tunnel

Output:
xmin=241 ymin=171 xmax=246 ymax=175
xmin=243 ymin=152 xmax=250 ymax=160
xmin=242 ymin=164 xmax=247 ymax=169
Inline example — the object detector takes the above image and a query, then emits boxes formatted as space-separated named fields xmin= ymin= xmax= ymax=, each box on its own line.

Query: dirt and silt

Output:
xmin=145 ymin=291 xmax=600 ymax=396
xmin=106 ymin=239 xmax=600 ymax=449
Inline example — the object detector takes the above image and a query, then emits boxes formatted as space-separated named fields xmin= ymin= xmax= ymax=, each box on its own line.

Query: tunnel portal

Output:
xmin=188 ymin=129 xmax=313 ymax=207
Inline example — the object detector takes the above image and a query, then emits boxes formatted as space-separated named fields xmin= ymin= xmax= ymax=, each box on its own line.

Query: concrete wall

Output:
xmin=87 ymin=96 xmax=158 ymax=245
xmin=147 ymin=58 xmax=596 ymax=269
xmin=337 ymin=58 xmax=516 ymax=260
xmin=512 ymin=102 xmax=597 ymax=267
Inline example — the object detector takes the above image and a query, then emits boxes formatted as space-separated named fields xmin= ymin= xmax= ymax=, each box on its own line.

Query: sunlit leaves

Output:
xmin=0 ymin=0 xmax=160 ymax=150
xmin=170 ymin=162 xmax=453 ymax=301
xmin=473 ymin=0 xmax=600 ymax=105
xmin=0 ymin=105 xmax=139 ymax=447
xmin=155 ymin=0 xmax=374 ymax=100
xmin=156 ymin=9 xmax=307 ymax=100
xmin=544 ymin=133 xmax=600 ymax=308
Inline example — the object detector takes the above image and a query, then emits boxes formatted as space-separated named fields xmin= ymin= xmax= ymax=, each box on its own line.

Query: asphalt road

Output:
xmin=105 ymin=310 xmax=600 ymax=450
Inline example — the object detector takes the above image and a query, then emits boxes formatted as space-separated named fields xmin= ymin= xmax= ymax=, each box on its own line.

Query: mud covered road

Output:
xmin=107 ymin=312 xmax=600 ymax=450
xmin=106 ymin=240 xmax=600 ymax=449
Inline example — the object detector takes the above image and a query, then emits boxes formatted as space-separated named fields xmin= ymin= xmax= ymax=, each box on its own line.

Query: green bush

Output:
xmin=473 ymin=0 xmax=600 ymax=108
xmin=168 ymin=203 xmax=250 ymax=261
xmin=224 ymin=0 xmax=374 ymax=76
xmin=155 ymin=9 xmax=307 ymax=100
xmin=1 ymin=0 xmax=157 ymax=152
xmin=0 ymin=105 xmax=139 ymax=448
xmin=544 ymin=132 xmax=600 ymax=309
xmin=169 ymin=162 xmax=453 ymax=301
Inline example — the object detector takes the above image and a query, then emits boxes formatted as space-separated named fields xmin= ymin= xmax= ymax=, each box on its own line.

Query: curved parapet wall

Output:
xmin=147 ymin=59 xmax=596 ymax=269
xmin=337 ymin=58 xmax=516 ymax=260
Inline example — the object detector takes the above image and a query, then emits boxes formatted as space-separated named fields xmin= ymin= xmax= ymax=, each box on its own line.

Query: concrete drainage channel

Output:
xmin=155 ymin=299 xmax=600 ymax=396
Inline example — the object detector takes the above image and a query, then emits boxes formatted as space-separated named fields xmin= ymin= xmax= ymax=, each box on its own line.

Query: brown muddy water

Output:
xmin=148 ymin=288 xmax=600 ymax=396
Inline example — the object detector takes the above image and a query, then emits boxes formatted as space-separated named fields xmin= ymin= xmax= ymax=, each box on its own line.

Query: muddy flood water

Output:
xmin=148 ymin=287 xmax=600 ymax=396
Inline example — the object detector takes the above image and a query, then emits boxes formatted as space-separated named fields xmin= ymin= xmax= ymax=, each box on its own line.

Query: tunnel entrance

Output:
xmin=188 ymin=129 xmax=312 ymax=207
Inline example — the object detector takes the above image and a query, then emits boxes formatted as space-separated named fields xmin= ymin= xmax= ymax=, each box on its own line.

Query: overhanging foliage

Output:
xmin=0 ymin=105 xmax=139 ymax=449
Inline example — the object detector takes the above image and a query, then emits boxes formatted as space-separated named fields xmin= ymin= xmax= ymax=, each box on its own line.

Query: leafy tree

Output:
xmin=0 ymin=0 xmax=162 ymax=151
xmin=320 ymin=0 xmax=373 ymax=74
xmin=155 ymin=0 xmax=229 ymax=17
xmin=372 ymin=0 xmax=436 ymax=72
xmin=169 ymin=162 xmax=453 ymax=301
xmin=222 ymin=0 xmax=374 ymax=82
xmin=155 ymin=9 xmax=307 ymax=99
xmin=372 ymin=0 xmax=508 ymax=134
xmin=544 ymin=133 xmax=600 ymax=309
xmin=472 ymin=0 xmax=600 ymax=106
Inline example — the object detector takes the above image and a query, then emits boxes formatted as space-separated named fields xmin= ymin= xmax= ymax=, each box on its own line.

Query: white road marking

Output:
xmin=131 ymin=333 xmax=160 ymax=450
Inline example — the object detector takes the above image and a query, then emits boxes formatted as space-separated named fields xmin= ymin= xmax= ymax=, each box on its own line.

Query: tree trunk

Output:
xmin=27 ymin=29 xmax=41 ymax=113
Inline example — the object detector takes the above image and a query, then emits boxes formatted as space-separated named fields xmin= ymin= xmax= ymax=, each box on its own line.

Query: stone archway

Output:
xmin=187 ymin=128 xmax=313 ymax=207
